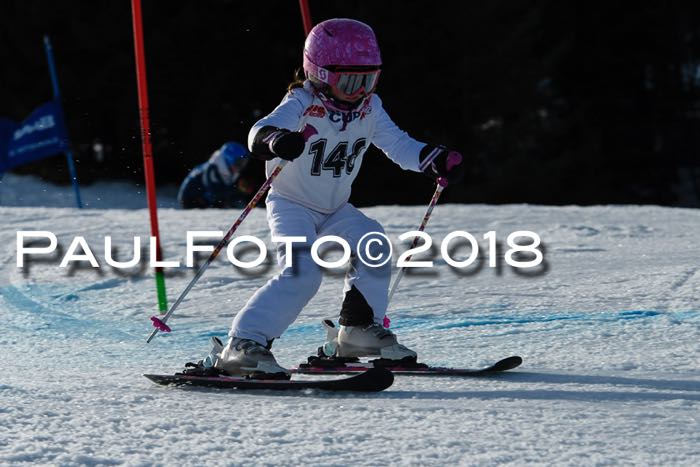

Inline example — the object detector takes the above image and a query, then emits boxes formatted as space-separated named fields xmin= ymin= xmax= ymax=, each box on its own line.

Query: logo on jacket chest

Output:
xmin=303 ymin=105 xmax=326 ymax=118
xmin=329 ymin=110 xmax=366 ymax=124
xmin=305 ymin=102 xmax=373 ymax=131
xmin=303 ymin=105 xmax=366 ymax=124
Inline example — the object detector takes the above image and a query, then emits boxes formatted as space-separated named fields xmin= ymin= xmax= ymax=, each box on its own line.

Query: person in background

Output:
xmin=178 ymin=141 xmax=251 ymax=209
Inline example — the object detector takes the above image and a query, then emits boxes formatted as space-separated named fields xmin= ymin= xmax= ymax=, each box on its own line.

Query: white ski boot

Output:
xmin=214 ymin=337 xmax=290 ymax=378
xmin=335 ymin=322 xmax=417 ymax=360
xmin=181 ymin=336 xmax=226 ymax=376
xmin=202 ymin=336 xmax=224 ymax=368
xmin=318 ymin=319 xmax=340 ymax=357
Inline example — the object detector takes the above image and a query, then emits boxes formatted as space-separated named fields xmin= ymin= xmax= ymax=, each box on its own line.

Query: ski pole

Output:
xmin=386 ymin=177 xmax=448 ymax=310
xmin=146 ymin=125 xmax=319 ymax=342
xmin=386 ymin=150 xmax=462 ymax=314
xmin=146 ymin=161 xmax=287 ymax=343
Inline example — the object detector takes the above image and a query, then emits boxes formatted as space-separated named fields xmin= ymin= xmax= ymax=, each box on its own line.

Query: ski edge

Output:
xmin=291 ymin=356 xmax=523 ymax=376
xmin=144 ymin=366 xmax=394 ymax=392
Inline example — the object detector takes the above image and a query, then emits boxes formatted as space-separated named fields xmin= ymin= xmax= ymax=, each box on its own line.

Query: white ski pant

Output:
xmin=230 ymin=193 xmax=391 ymax=345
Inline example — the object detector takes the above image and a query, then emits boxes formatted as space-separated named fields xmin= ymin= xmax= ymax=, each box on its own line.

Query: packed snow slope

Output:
xmin=0 ymin=172 xmax=179 ymax=209
xmin=1 ymin=176 xmax=699 ymax=465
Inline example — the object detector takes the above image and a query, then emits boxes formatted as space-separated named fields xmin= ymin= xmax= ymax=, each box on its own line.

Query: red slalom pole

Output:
xmin=299 ymin=0 xmax=313 ymax=35
xmin=131 ymin=0 xmax=168 ymax=313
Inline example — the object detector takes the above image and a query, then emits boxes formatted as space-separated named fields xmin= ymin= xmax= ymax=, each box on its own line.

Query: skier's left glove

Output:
xmin=419 ymin=145 xmax=465 ymax=185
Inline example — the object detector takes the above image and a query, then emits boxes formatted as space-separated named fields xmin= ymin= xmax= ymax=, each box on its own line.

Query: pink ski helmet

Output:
xmin=303 ymin=18 xmax=382 ymax=102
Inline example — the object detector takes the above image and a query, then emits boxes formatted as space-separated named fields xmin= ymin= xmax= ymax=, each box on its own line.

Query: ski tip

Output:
xmin=490 ymin=356 xmax=523 ymax=372
xmin=144 ymin=374 xmax=185 ymax=386
xmin=143 ymin=374 xmax=162 ymax=384
xmin=359 ymin=367 xmax=394 ymax=391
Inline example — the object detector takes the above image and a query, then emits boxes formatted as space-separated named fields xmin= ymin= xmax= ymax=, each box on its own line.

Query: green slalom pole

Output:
xmin=155 ymin=270 xmax=168 ymax=311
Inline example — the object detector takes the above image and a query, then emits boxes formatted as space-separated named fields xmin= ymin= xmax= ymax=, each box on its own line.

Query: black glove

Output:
xmin=265 ymin=129 xmax=306 ymax=161
xmin=419 ymin=145 xmax=465 ymax=185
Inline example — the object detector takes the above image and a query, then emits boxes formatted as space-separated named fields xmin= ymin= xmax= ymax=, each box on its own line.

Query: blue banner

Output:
xmin=2 ymin=100 xmax=69 ymax=171
xmin=0 ymin=118 xmax=17 ymax=172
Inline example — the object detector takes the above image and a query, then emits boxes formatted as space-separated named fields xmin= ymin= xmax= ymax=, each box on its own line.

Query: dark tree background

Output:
xmin=1 ymin=0 xmax=699 ymax=206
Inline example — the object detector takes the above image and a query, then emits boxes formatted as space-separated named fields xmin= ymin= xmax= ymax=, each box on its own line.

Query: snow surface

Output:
xmin=1 ymin=174 xmax=699 ymax=465
xmin=0 ymin=172 xmax=179 ymax=209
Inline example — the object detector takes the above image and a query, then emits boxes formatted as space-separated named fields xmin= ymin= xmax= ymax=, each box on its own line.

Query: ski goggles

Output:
xmin=306 ymin=60 xmax=381 ymax=101
xmin=331 ymin=69 xmax=381 ymax=101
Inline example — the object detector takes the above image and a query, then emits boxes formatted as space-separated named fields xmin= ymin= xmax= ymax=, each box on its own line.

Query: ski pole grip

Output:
xmin=437 ymin=177 xmax=449 ymax=188
xmin=446 ymin=151 xmax=463 ymax=171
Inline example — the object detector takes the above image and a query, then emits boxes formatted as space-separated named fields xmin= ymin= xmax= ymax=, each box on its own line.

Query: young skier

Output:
xmin=212 ymin=18 xmax=464 ymax=377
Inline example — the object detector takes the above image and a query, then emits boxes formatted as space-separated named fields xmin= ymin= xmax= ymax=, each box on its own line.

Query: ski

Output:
xmin=144 ymin=366 xmax=394 ymax=392
xmin=292 ymin=355 xmax=522 ymax=377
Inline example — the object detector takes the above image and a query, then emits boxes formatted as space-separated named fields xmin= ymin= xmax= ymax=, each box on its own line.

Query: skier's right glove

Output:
xmin=266 ymin=130 xmax=306 ymax=161
xmin=251 ymin=126 xmax=305 ymax=161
